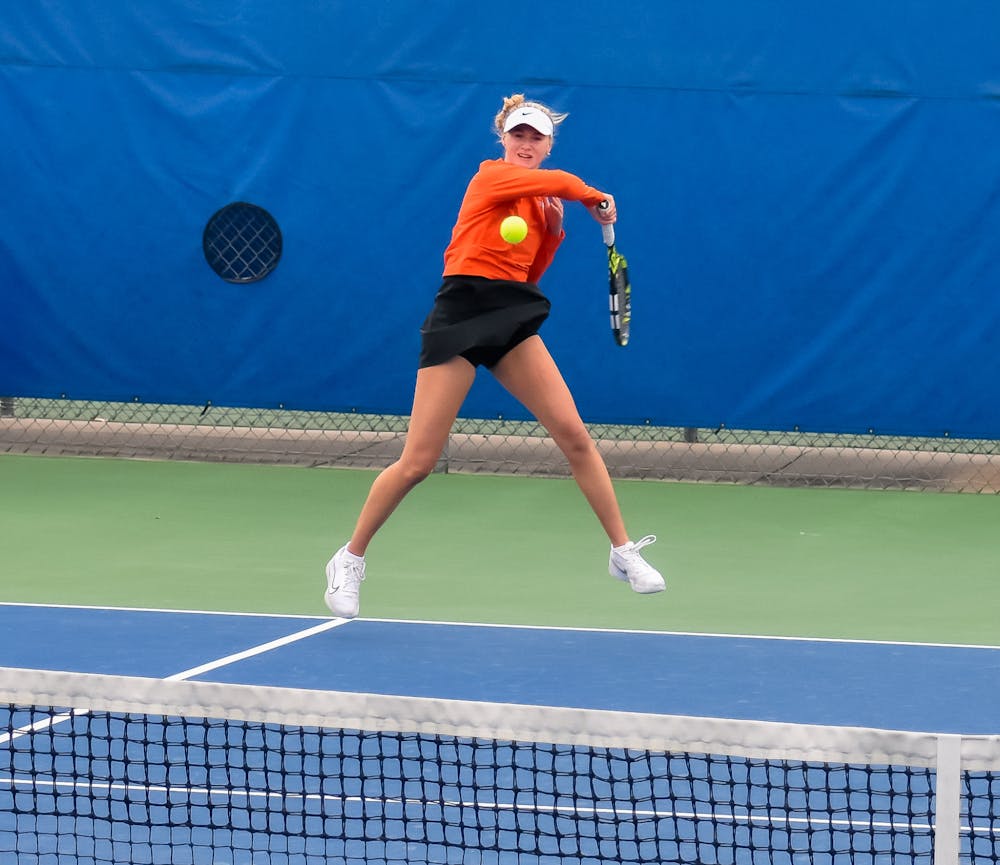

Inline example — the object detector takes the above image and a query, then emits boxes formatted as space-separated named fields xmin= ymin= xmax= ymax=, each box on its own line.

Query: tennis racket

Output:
xmin=598 ymin=201 xmax=631 ymax=347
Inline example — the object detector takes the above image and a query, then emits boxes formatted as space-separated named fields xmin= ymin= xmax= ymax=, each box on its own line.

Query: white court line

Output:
xmin=1 ymin=617 xmax=348 ymax=744
xmin=0 ymin=600 xmax=325 ymax=621
xmin=164 ymin=618 xmax=346 ymax=681
xmin=2 ymin=601 xmax=999 ymax=651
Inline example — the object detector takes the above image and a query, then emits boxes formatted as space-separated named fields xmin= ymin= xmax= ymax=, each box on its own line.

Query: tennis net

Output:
xmin=1 ymin=666 xmax=998 ymax=864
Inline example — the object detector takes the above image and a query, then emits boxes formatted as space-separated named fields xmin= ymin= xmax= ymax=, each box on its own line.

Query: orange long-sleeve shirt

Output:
xmin=442 ymin=159 xmax=605 ymax=284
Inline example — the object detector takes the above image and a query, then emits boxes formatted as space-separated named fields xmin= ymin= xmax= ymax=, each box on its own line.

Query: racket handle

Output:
xmin=598 ymin=200 xmax=615 ymax=246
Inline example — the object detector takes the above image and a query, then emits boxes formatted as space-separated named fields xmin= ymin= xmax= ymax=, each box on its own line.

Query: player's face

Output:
xmin=502 ymin=125 xmax=551 ymax=168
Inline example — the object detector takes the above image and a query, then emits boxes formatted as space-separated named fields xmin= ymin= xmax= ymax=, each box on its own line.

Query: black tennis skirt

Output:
xmin=419 ymin=275 xmax=551 ymax=368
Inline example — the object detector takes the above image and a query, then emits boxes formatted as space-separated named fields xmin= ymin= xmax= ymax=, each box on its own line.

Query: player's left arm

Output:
xmin=588 ymin=194 xmax=617 ymax=225
xmin=479 ymin=161 xmax=605 ymax=206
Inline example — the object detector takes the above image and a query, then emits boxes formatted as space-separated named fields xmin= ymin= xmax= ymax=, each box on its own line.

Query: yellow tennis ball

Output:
xmin=500 ymin=215 xmax=528 ymax=244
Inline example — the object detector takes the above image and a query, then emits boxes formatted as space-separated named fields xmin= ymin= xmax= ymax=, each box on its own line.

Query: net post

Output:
xmin=933 ymin=734 xmax=962 ymax=865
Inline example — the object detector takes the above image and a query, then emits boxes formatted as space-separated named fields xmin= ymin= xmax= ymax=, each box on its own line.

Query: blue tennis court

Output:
xmin=3 ymin=603 xmax=998 ymax=731
xmin=198 ymin=617 xmax=1000 ymax=733
xmin=2 ymin=603 xmax=999 ymax=863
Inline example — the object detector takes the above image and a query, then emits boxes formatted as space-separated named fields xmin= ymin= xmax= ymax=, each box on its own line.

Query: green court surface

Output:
xmin=2 ymin=453 xmax=998 ymax=645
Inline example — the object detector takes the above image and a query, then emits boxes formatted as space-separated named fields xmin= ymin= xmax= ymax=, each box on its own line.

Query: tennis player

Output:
xmin=325 ymin=94 xmax=664 ymax=618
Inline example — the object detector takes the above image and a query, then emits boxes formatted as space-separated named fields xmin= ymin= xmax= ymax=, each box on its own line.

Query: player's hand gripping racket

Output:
xmin=598 ymin=201 xmax=631 ymax=346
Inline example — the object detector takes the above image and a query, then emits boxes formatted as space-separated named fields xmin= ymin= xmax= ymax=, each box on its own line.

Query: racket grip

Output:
xmin=598 ymin=201 xmax=615 ymax=246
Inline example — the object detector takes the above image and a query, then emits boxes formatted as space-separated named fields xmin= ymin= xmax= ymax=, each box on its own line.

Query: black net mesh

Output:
xmin=5 ymin=704 xmax=986 ymax=865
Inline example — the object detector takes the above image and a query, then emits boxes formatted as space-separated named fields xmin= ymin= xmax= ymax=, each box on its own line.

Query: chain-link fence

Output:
xmin=2 ymin=397 xmax=998 ymax=493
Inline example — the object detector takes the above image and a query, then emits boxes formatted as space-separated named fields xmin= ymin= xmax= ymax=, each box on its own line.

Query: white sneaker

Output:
xmin=609 ymin=535 xmax=665 ymax=594
xmin=324 ymin=545 xmax=366 ymax=619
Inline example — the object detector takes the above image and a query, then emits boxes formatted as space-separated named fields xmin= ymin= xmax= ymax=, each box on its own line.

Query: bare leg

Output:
xmin=347 ymin=357 xmax=476 ymax=555
xmin=491 ymin=336 xmax=629 ymax=547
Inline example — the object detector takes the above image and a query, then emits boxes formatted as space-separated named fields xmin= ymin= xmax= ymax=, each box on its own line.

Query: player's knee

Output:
xmin=398 ymin=456 xmax=436 ymax=487
xmin=553 ymin=423 xmax=595 ymax=462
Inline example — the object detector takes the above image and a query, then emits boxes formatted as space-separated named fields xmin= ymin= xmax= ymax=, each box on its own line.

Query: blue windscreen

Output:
xmin=2 ymin=2 xmax=998 ymax=437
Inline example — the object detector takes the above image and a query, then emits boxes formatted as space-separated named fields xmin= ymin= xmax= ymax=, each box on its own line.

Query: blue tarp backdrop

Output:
xmin=2 ymin=2 xmax=998 ymax=437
